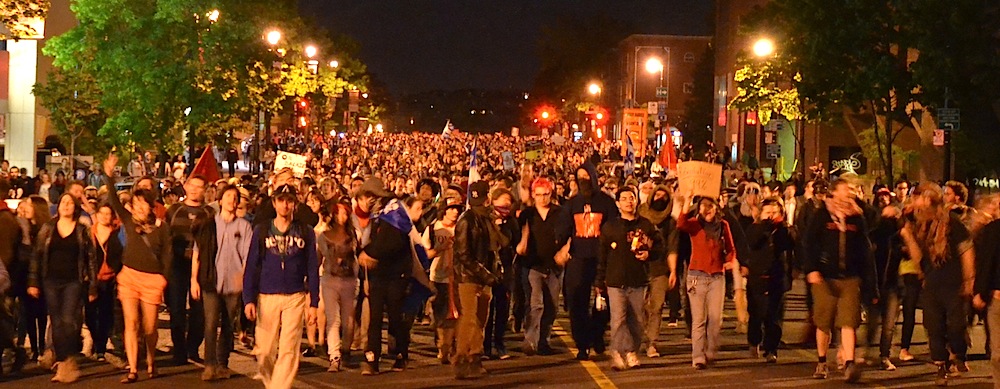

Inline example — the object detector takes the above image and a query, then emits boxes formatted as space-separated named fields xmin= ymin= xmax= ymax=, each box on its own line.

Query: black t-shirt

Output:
xmin=922 ymin=215 xmax=973 ymax=292
xmin=167 ymin=203 xmax=214 ymax=262
xmin=521 ymin=205 xmax=569 ymax=272
xmin=47 ymin=231 xmax=80 ymax=282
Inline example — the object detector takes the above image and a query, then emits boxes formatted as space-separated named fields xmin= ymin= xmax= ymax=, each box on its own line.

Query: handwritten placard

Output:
xmin=274 ymin=151 xmax=308 ymax=177
xmin=677 ymin=161 xmax=723 ymax=199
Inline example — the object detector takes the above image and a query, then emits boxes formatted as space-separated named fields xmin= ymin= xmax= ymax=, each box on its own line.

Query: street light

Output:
xmin=645 ymin=58 xmax=664 ymax=74
xmin=265 ymin=30 xmax=281 ymax=46
xmin=588 ymin=83 xmax=602 ymax=96
xmin=207 ymin=9 xmax=220 ymax=23
xmin=752 ymin=38 xmax=776 ymax=58
xmin=329 ymin=60 xmax=339 ymax=68
xmin=305 ymin=45 xmax=318 ymax=59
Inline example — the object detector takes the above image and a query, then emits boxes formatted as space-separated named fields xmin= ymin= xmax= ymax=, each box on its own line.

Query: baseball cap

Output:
xmin=468 ymin=181 xmax=490 ymax=207
xmin=273 ymin=184 xmax=298 ymax=200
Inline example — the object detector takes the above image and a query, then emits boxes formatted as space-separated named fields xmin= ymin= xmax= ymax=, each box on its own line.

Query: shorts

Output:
xmin=117 ymin=266 xmax=167 ymax=305
xmin=811 ymin=277 xmax=862 ymax=331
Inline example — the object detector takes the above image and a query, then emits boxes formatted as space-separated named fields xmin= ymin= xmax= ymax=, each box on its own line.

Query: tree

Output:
xmin=32 ymin=66 xmax=110 ymax=167
xmin=682 ymin=46 xmax=716 ymax=153
xmin=1 ymin=0 xmax=48 ymax=40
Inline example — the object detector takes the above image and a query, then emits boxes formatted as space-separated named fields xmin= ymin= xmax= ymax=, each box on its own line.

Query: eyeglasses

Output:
xmin=533 ymin=192 xmax=551 ymax=197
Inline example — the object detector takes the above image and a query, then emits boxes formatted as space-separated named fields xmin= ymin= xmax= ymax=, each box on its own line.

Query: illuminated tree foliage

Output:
xmin=1 ymin=0 xmax=48 ymax=40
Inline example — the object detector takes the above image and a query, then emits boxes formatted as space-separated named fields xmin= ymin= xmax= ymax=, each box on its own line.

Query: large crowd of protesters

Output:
xmin=0 ymin=130 xmax=997 ymax=388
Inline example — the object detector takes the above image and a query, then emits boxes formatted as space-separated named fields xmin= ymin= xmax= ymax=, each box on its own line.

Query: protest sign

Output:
xmin=677 ymin=161 xmax=723 ymax=199
xmin=274 ymin=151 xmax=308 ymax=177
xmin=502 ymin=151 xmax=516 ymax=171
xmin=524 ymin=140 xmax=544 ymax=161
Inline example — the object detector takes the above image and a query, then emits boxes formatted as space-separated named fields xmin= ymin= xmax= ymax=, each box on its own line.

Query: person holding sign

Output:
xmin=676 ymin=192 xmax=737 ymax=370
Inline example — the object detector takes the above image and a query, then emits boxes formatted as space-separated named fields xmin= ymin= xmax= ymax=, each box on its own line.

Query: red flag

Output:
xmin=190 ymin=145 xmax=222 ymax=183
xmin=658 ymin=140 xmax=677 ymax=174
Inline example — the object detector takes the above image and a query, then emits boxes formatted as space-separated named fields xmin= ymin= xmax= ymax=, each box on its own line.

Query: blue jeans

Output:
xmin=608 ymin=286 xmax=646 ymax=355
xmin=524 ymin=269 xmax=561 ymax=349
xmin=43 ymin=280 xmax=84 ymax=361
xmin=687 ymin=271 xmax=725 ymax=365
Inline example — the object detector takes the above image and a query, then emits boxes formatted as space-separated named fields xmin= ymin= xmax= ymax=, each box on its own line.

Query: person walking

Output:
xmin=595 ymin=187 xmax=660 ymax=371
xmin=165 ymin=175 xmax=213 ymax=365
xmin=676 ymin=194 xmax=738 ymax=370
xmin=802 ymin=178 xmax=878 ymax=383
xmin=242 ymin=184 xmax=320 ymax=389
xmin=424 ymin=204 xmax=462 ymax=364
xmin=317 ymin=201 xmax=359 ymax=372
xmin=27 ymin=192 xmax=96 ymax=383
xmin=86 ymin=202 xmax=125 ymax=366
xmin=483 ymin=187 xmax=520 ymax=361
xmin=741 ymin=198 xmax=793 ymax=363
xmin=452 ymin=182 xmax=508 ymax=379
xmin=191 ymin=185 xmax=254 ymax=381
xmin=103 ymin=154 xmax=173 ymax=384
xmin=637 ymin=184 xmax=677 ymax=358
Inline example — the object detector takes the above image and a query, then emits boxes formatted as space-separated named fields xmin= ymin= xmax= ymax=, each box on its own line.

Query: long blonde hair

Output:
xmin=909 ymin=183 xmax=951 ymax=267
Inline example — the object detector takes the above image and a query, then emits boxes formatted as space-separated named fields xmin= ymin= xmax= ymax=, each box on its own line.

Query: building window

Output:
xmin=684 ymin=52 xmax=696 ymax=62
xmin=683 ymin=82 xmax=695 ymax=94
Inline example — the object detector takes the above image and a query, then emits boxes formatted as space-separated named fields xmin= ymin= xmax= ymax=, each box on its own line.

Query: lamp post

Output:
xmin=255 ymin=28 xmax=283 ymax=175
xmin=646 ymin=58 xmax=665 ymax=165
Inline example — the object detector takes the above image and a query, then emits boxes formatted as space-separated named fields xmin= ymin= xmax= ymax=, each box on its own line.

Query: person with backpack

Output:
xmin=85 ymin=202 xmax=124 ymax=366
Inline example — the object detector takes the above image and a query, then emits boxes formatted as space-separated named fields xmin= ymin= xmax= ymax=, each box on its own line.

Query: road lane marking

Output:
xmin=553 ymin=321 xmax=618 ymax=389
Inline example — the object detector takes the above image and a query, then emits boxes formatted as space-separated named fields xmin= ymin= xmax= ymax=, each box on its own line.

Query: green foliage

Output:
xmin=32 ymin=66 xmax=111 ymax=156
xmin=855 ymin=126 xmax=915 ymax=179
xmin=729 ymin=53 xmax=804 ymax=125
xmin=1 ymin=0 xmax=48 ymax=40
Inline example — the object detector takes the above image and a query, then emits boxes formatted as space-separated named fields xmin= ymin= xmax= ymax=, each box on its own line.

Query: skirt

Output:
xmin=116 ymin=265 xmax=167 ymax=305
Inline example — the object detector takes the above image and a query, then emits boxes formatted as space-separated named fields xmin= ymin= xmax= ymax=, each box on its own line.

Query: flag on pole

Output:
xmin=624 ymin=134 xmax=635 ymax=178
xmin=190 ymin=144 xmax=222 ymax=182
xmin=442 ymin=120 xmax=453 ymax=138
xmin=468 ymin=140 xmax=481 ymax=184
xmin=658 ymin=136 xmax=678 ymax=176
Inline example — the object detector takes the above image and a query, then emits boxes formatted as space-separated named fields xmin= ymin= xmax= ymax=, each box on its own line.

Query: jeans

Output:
xmin=455 ymin=283 xmax=492 ymax=362
xmin=322 ymin=276 xmax=357 ymax=360
xmin=84 ymin=280 xmax=116 ymax=355
xmin=608 ymin=286 xmax=646 ymax=355
xmin=644 ymin=275 xmax=670 ymax=347
xmin=987 ymin=298 xmax=1000 ymax=388
xmin=524 ymin=269 xmax=561 ymax=350
xmin=687 ymin=271 xmax=725 ymax=365
xmin=667 ymin=264 xmax=692 ymax=336
xmin=900 ymin=273 xmax=922 ymax=349
xmin=366 ymin=277 xmax=411 ymax=363
xmin=254 ymin=292 xmax=306 ymax=389
xmin=167 ymin=262 xmax=204 ymax=360
xmin=484 ymin=282 xmax=510 ymax=355
xmin=43 ymin=280 xmax=84 ymax=361
xmin=0 ymin=296 xmax=16 ymax=350
xmin=511 ymin=265 xmax=528 ymax=332
xmin=746 ymin=278 xmax=785 ymax=355
xmin=864 ymin=286 xmax=900 ymax=359
xmin=17 ymin=292 xmax=46 ymax=355
xmin=923 ymin=289 xmax=968 ymax=363
xmin=564 ymin=256 xmax=608 ymax=352
xmin=202 ymin=292 xmax=240 ymax=368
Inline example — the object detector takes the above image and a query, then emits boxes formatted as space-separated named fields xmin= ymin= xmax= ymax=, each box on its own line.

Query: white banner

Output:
xmin=274 ymin=151 xmax=308 ymax=177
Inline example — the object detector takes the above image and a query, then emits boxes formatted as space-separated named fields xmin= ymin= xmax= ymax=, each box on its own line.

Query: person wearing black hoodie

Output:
xmin=636 ymin=184 xmax=677 ymax=358
xmin=563 ymin=162 xmax=619 ymax=360
xmin=741 ymin=198 xmax=793 ymax=364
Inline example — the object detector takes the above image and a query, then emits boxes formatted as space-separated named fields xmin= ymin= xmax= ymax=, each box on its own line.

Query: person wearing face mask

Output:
xmin=741 ymin=198 xmax=793 ymax=364
xmin=636 ymin=185 xmax=678 ymax=358
xmin=483 ymin=187 xmax=521 ymax=361
xmin=864 ymin=194 xmax=905 ymax=372
xmin=562 ymin=162 xmax=618 ymax=361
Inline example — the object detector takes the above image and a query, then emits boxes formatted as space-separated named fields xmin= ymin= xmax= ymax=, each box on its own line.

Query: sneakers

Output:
xmin=38 ymin=349 xmax=56 ymax=371
xmin=391 ymin=358 xmax=407 ymax=372
xmin=361 ymin=361 xmax=379 ymax=376
xmin=813 ymin=362 xmax=829 ymax=379
xmin=201 ymin=366 xmax=217 ymax=381
xmin=104 ymin=353 xmax=127 ymax=370
xmin=610 ymin=351 xmax=627 ymax=371
xmin=438 ymin=350 xmax=452 ymax=364
xmin=749 ymin=345 xmax=760 ymax=359
xmin=844 ymin=361 xmax=861 ymax=383
xmin=881 ymin=357 xmax=897 ymax=371
xmin=646 ymin=345 xmax=660 ymax=358
xmin=764 ymin=353 xmax=777 ymax=364
xmin=667 ymin=319 xmax=679 ymax=327
xmin=898 ymin=349 xmax=915 ymax=362
xmin=328 ymin=358 xmax=341 ymax=372
xmin=214 ymin=366 xmax=234 ymax=380
xmin=575 ymin=350 xmax=589 ymax=361
xmin=694 ymin=362 xmax=707 ymax=370
xmin=950 ymin=359 xmax=969 ymax=375
xmin=302 ymin=347 xmax=316 ymax=358
xmin=625 ymin=352 xmax=640 ymax=369
xmin=51 ymin=358 xmax=80 ymax=383
xmin=935 ymin=363 xmax=948 ymax=386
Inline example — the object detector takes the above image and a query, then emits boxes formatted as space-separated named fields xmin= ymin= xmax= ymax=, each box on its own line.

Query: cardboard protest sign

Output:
xmin=501 ymin=151 xmax=516 ymax=171
xmin=274 ymin=151 xmax=308 ymax=177
xmin=677 ymin=161 xmax=723 ymax=199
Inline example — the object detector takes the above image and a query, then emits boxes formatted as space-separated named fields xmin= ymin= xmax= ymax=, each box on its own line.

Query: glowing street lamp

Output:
xmin=305 ymin=45 xmax=318 ymax=59
xmin=541 ymin=111 xmax=550 ymax=119
xmin=329 ymin=60 xmax=339 ymax=68
xmin=265 ymin=30 xmax=281 ymax=46
xmin=207 ymin=9 xmax=220 ymax=23
xmin=645 ymin=58 xmax=664 ymax=74
xmin=752 ymin=38 xmax=776 ymax=58
xmin=588 ymin=83 xmax=602 ymax=96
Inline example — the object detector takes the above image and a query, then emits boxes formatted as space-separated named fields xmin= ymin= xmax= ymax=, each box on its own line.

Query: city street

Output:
xmin=3 ymin=280 xmax=994 ymax=388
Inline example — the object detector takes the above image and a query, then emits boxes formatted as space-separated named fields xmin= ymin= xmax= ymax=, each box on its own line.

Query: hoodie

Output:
xmin=564 ymin=162 xmax=619 ymax=259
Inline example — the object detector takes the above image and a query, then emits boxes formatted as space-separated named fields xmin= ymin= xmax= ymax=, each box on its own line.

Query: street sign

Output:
xmin=647 ymin=102 xmax=658 ymax=114
xmin=657 ymin=103 xmax=666 ymax=122
xmin=765 ymin=144 xmax=781 ymax=159
xmin=937 ymin=108 xmax=960 ymax=130
xmin=933 ymin=129 xmax=945 ymax=146
xmin=656 ymin=87 xmax=669 ymax=99
xmin=764 ymin=132 xmax=776 ymax=144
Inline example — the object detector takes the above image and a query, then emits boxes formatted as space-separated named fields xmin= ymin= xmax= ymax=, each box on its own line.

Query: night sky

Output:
xmin=297 ymin=0 xmax=713 ymax=96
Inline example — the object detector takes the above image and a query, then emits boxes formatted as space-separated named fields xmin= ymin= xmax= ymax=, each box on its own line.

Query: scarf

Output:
xmin=700 ymin=216 xmax=723 ymax=242
xmin=354 ymin=204 xmax=370 ymax=228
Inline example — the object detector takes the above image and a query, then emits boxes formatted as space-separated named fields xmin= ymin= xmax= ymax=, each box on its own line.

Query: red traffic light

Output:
xmin=299 ymin=100 xmax=308 ymax=108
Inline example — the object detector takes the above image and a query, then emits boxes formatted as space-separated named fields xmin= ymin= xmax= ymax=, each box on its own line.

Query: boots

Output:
xmin=51 ymin=357 xmax=81 ymax=383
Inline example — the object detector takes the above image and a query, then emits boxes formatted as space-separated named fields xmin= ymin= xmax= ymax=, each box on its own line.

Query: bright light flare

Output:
xmin=753 ymin=38 xmax=776 ymax=57
xmin=265 ymin=30 xmax=281 ymax=46
xmin=645 ymin=58 xmax=663 ymax=74
xmin=588 ymin=83 xmax=601 ymax=95
xmin=305 ymin=45 xmax=318 ymax=58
